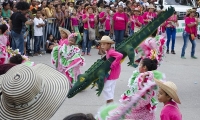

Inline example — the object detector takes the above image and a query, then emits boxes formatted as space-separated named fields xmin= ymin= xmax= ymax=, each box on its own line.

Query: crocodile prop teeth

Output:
xmin=67 ymin=7 xmax=175 ymax=98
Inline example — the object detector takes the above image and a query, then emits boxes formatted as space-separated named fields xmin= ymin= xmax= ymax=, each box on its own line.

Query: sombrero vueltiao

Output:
xmin=154 ymin=79 xmax=181 ymax=104
xmin=98 ymin=36 xmax=115 ymax=44
xmin=0 ymin=63 xmax=70 ymax=119
xmin=59 ymin=27 xmax=71 ymax=37
xmin=148 ymin=4 xmax=155 ymax=9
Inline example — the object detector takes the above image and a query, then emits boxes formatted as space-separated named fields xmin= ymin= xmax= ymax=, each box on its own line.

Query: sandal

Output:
xmin=81 ymin=52 xmax=85 ymax=56
xmin=87 ymin=53 xmax=91 ymax=56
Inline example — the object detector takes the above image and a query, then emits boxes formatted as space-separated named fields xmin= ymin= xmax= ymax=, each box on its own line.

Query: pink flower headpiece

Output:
xmin=68 ymin=33 xmax=78 ymax=40
xmin=6 ymin=47 xmax=30 ymax=62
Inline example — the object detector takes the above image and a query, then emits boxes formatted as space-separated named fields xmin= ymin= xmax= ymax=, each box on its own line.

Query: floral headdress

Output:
xmin=6 ymin=47 xmax=30 ymax=62
xmin=68 ymin=33 xmax=78 ymax=41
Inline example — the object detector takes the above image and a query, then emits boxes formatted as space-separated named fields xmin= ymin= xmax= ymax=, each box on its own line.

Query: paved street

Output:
xmin=31 ymin=37 xmax=200 ymax=120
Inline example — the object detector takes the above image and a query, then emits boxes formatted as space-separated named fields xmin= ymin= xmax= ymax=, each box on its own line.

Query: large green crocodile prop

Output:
xmin=67 ymin=7 xmax=175 ymax=98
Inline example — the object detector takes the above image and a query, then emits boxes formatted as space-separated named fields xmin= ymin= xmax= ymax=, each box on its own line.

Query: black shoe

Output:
xmin=171 ymin=50 xmax=176 ymax=54
xmin=166 ymin=50 xmax=169 ymax=54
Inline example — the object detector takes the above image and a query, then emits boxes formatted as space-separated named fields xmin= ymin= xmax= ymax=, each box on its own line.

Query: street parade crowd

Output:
xmin=0 ymin=0 xmax=199 ymax=119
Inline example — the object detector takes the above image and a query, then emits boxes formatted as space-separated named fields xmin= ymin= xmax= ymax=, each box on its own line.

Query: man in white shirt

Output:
xmin=33 ymin=9 xmax=45 ymax=56
xmin=143 ymin=0 xmax=149 ymax=7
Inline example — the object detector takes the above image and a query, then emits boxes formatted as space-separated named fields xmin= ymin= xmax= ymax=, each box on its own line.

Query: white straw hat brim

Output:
xmin=98 ymin=40 xmax=115 ymax=44
xmin=59 ymin=27 xmax=71 ymax=37
xmin=154 ymin=79 xmax=181 ymax=104
xmin=0 ymin=64 xmax=70 ymax=119
xmin=148 ymin=5 xmax=155 ymax=9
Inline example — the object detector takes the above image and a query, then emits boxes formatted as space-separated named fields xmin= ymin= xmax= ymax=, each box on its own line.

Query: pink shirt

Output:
xmin=160 ymin=101 xmax=182 ymax=120
xmin=71 ymin=17 xmax=79 ymax=26
xmin=106 ymin=48 xmax=123 ymax=80
xmin=82 ymin=14 xmax=95 ymax=29
xmin=0 ymin=35 xmax=8 ymax=46
xmin=130 ymin=15 xmax=144 ymax=30
xmin=185 ymin=17 xmax=197 ymax=36
xmin=165 ymin=15 xmax=178 ymax=28
xmin=113 ymin=12 xmax=128 ymax=30
xmin=78 ymin=12 xmax=83 ymax=18
xmin=143 ymin=12 xmax=157 ymax=25
xmin=59 ymin=38 xmax=69 ymax=46
xmin=99 ymin=12 xmax=111 ymax=30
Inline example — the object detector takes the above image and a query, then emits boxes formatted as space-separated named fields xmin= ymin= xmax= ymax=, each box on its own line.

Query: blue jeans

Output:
xmin=26 ymin=34 xmax=31 ymax=51
xmin=181 ymin=31 xmax=196 ymax=57
xmin=11 ymin=30 xmax=24 ymax=54
xmin=82 ymin=29 xmax=92 ymax=53
xmin=166 ymin=27 xmax=176 ymax=50
xmin=105 ymin=30 xmax=110 ymax=36
xmin=34 ymin=36 xmax=43 ymax=53
xmin=129 ymin=29 xmax=134 ymax=36
xmin=114 ymin=30 xmax=125 ymax=45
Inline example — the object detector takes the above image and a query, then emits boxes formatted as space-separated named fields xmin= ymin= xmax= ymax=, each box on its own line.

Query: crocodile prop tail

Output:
xmin=67 ymin=7 xmax=175 ymax=98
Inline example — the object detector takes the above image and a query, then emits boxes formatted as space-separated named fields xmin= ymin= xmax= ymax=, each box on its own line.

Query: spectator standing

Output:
xmin=30 ymin=0 xmax=38 ymax=11
xmin=181 ymin=9 xmax=198 ymax=59
xmin=69 ymin=2 xmax=75 ymax=14
xmin=1 ymin=2 xmax=12 ymax=22
xmin=165 ymin=12 xmax=178 ymax=54
xmin=33 ymin=9 xmax=45 ymax=56
xmin=81 ymin=6 xmax=98 ymax=56
xmin=55 ymin=4 xmax=64 ymax=27
xmin=131 ymin=2 xmax=138 ymax=10
xmin=130 ymin=8 xmax=143 ymax=35
xmin=112 ymin=4 xmax=128 ymax=45
xmin=99 ymin=5 xmax=112 ymax=36
xmin=70 ymin=8 xmax=81 ymax=44
xmin=98 ymin=5 xmax=112 ymax=55
xmin=10 ymin=2 xmax=33 ymax=54
xmin=64 ymin=3 xmax=71 ymax=31
xmin=143 ymin=4 xmax=157 ymax=25
xmin=45 ymin=1 xmax=56 ymax=35
xmin=143 ymin=0 xmax=150 ymax=8
xmin=41 ymin=0 xmax=47 ymax=17
xmin=126 ymin=1 xmax=132 ymax=12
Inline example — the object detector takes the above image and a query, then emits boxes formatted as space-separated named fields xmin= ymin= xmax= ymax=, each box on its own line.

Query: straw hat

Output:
xmin=154 ymin=79 xmax=181 ymax=104
xmin=98 ymin=36 xmax=115 ymax=44
xmin=188 ymin=9 xmax=196 ymax=13
xmin=148 ymin=4 xmax=155 ymax=9
xmin=0 ymin=63 xmax=70 ymax=119
xmin=59 ymin=27 xmax=71 ymax=37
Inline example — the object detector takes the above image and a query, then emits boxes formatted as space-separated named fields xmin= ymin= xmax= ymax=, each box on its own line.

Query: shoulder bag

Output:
xmin=190 ymin=28 xmax=195 ymax=40
xmin=87 ymin=16 xmax=96 ymax=40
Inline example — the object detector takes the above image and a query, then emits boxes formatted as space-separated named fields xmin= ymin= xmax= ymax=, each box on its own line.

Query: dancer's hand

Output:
xmin=141 ymin=72 xmax=149 ymax=86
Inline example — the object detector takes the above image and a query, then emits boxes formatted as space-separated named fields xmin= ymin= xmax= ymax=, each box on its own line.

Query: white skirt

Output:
xmin=103 ymin=80 xmax=116 ymax=100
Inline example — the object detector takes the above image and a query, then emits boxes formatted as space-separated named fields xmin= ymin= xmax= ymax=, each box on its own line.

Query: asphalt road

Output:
xmin=30 ymin=37 xmax=200 ymax=120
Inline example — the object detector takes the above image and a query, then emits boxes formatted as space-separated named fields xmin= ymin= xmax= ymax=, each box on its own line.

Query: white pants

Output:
xmin=103 ymin=80 xmax=116 ymax=100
